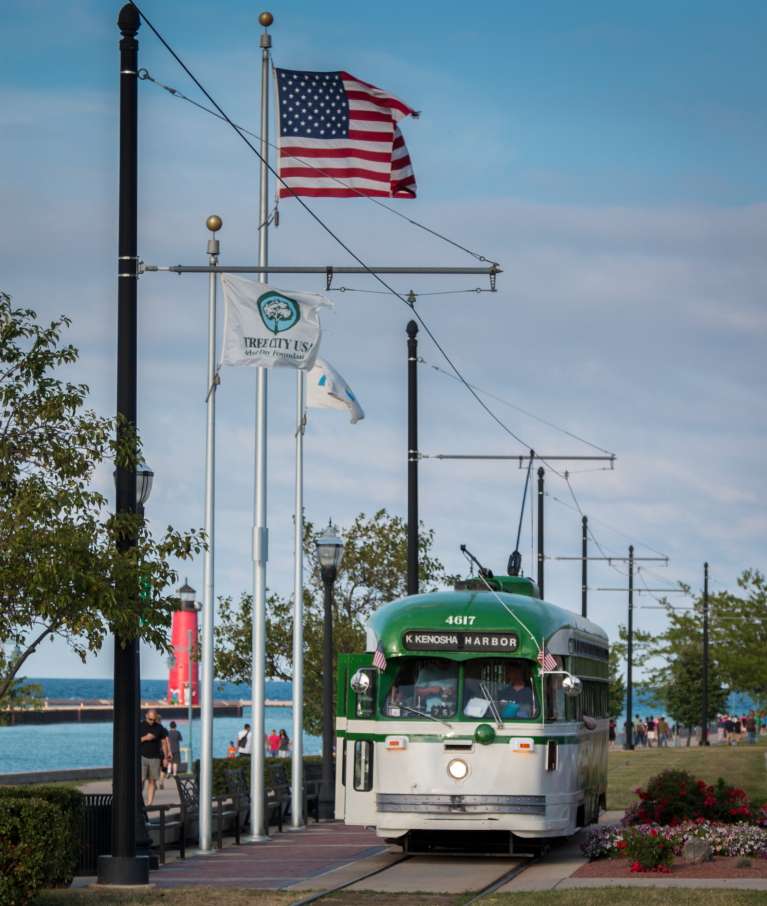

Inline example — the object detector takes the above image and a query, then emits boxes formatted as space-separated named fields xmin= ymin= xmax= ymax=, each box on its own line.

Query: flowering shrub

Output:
xmin=627 ymin=769 xmax=758 ymax=826
xmin=581 ymin=820 xmax=767 ymax=861
xmin=623 ymin=827 xmax=674 ymax=872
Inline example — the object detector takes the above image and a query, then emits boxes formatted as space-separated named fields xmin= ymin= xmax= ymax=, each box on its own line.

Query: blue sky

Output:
xmin=3 ymin=1 xmax=766 ymax=680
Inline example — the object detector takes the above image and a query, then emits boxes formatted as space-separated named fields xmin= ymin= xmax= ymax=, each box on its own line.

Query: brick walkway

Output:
xmin=150 ymin=822 xmax=387 ymax=889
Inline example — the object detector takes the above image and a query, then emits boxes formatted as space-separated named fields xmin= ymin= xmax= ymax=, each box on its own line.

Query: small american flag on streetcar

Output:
xmin=537 ymin=648 xmax=557 ymax=672
xmin=275 ymin=68 xmax=417 ymax=199
xmin=373 ymin=642 xmax=388 ymax=672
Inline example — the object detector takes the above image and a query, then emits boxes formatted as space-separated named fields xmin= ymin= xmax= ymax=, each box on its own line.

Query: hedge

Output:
xmin=194 ymin=755 xmax=324 ymax=796
xmin=0 ymin=797 xmax=70 ymax=906
xmin=0 ymin=785 xmax=84 ymax=886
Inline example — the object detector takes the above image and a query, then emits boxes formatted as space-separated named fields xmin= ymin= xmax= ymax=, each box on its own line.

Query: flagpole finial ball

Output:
xmin=259 ymin=11 xmax=273 ymax=27
xmin=206 ymin=215 xmax=223 ymax=233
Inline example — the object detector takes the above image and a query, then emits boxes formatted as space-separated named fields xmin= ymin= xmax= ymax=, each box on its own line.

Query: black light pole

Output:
xmin=135 ymin=464 xmax=157 ymax=867
xmin=581 ymin=515 xmax=588 ymax=618
xmin=315 ymin=522 xmax=344 ymax=820
xmin=701 ymin=561 xmax=710 ymax=746
xmin=625 ymin=545 xmax=635 ymax=750
xmin=406 ymin=320 xmax=419 ymax=595
xmin=537 ymin=467 xmax=545 ymax=596
xmin=98 ymin=4 xmax=147 ymax=886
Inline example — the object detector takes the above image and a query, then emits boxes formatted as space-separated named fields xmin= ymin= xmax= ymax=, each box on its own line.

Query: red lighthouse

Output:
xmin=167 ymin=581 xmax=199 ymax=706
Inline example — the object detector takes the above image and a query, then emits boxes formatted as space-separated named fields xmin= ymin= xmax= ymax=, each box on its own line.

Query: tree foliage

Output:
xmin=0 ymin=293 xmax=204 ymax=706
xmin=214 ymin=510 xmax=457 ymax=735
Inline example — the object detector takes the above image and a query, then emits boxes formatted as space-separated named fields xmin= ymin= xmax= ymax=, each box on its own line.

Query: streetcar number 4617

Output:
xmin=445 ymin=615 xmax=476 ymax=625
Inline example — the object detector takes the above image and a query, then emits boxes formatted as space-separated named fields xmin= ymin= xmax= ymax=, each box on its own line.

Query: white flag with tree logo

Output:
xmin=306 ymin=357 xmax=365 ymax=423
xmin=220 ymin=274 xmax=330 ymax=370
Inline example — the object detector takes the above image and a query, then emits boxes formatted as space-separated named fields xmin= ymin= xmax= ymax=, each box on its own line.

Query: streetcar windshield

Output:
xmin=463 ymin=659 xmax=538 ymax=720
xmin=383 ymin=658 xmax=458 ymax=719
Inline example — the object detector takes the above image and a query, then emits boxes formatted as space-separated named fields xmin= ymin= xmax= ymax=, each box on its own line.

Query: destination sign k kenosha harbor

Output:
xmin=402 ymin=630 xmax=519 ymax=652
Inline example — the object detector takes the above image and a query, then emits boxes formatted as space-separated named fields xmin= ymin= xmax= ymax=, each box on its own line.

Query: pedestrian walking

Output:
xmin=608 ymin=719 xmax=616 ymax=748
xmin=268 ymin=728 xmax=280 ymax=758
xmin=237 ymin=722 xmax=252 ymax=756
xmin=167 ymin=720 xmax=182 ymax=776
xmin=140 ymin=709 xmax=169 ymax=806
xmin=657 ymin=716 xmax=670 ymax=747
xmin=227 ymin=740 xmax=237 ymax=758
xmin=646 ymin=715 xmax=657 ymax=747
xmin=278 ymin=728 xmax=290 ymax=758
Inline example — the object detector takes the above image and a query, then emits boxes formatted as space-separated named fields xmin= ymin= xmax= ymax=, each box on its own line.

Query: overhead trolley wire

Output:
xmin=130 ymin=3 xmax=538 ymax=460
xmin=137 ymin=68 xmax=499 ymax=266
xmin=420 ymin=358 xmax=615 ymax=456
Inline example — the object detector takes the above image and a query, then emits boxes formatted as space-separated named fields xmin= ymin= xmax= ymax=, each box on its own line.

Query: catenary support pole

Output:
xmin=97 ymin=5 xmax=148 ymax=887
xmin=537 ymin=468 xmax=545 ymax=597
xmin=701 ymin=561 xmax=710 ymax=746
xmin=250 ymin=11 xmax=272 ymax=841
xmin=407 ymin=320 xmax=419 ymax=595
xmin=625 ymin=545 xmax=634 ymax=750
xmin=581 ymin=516 xmax=588 ymax=618
xmin=198 ymin=216 xmax=221 ymax=850
xmin=291 ymin=373 xmax=305 ymax=828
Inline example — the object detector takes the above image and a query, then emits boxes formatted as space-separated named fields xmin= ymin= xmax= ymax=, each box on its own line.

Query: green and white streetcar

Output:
xmin=335 ymin=566 xmax=609 ymax=853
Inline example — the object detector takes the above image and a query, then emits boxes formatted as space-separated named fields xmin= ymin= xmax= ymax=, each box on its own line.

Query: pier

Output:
xmin=0 ymin=698 xmax=291 ymax=725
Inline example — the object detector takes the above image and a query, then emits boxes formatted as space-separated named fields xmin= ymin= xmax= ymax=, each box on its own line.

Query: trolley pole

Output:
xmin=701 ymin=562 xmax=710 ymax=746
xmin=581 ymin=516 xmax=588 ymax=618
xmin=537 ymin=468 xmax=545 ymax=596
xmin=407 ymin=320 xmax=419 ymax=596
xmin=98 ymin=4 xmax=147 ymax=887
xmin=625 ymin=545 xmax=634 ymax=750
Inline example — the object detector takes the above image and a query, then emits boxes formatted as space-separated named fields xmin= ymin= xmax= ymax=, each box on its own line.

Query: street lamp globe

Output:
xmin=315 ymin=520 xmax=344 ymax=580
xmin=136 ymin=461 xmax=154 ymax=506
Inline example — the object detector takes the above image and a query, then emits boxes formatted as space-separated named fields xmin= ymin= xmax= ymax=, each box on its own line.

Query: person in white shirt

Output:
xmin=236 ymin=722 xmax=252 ymax=755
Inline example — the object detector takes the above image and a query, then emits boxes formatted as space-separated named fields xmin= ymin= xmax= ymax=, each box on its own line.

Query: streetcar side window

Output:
xmin=462 ymin=659 xmax=538 ymax=720
xmin=382 ymin=658 xmax=458 ymax=719
xmin=353 ymin=740 xmax=374 ymax=791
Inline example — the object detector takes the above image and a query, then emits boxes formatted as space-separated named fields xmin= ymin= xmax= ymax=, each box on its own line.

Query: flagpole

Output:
xmin=250 ymin=10 xmax=273 ymax=842
xmin=198 ymin=214 xmax=221 ymax=852
xmin=291 ymin=371 xmax=305 ymax=828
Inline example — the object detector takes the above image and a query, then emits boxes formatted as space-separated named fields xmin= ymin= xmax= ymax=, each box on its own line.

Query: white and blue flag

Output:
xmin=306 ymin=357 xmax=365 ymax=424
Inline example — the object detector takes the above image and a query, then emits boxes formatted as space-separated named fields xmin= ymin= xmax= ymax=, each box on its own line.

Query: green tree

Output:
xmin=649 ymin=645 xmax=728 ymax=745
xmin=0 ymin=293 xmax=204 ymax=706
xmin=214 ymin=510 xmax=457 ymax=735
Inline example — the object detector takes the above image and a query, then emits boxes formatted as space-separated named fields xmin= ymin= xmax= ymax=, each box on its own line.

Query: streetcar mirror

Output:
xmin=562 ymin=674 xmax=583 ymax=697
xmin=351 ymin=669 xmax=371 ymax=695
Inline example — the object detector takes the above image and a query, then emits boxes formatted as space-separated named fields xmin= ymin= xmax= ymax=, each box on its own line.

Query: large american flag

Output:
xmin=275 ymin=68 xmax=417 ymax=199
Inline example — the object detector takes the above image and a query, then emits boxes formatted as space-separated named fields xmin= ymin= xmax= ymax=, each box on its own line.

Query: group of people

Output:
xmin=139 ymin=709 xmax=182 ymax=805
xmin=227 ymin=724 xmax=291 ymax=759
xmin=717 ymin=713 xmax=761 ymax=745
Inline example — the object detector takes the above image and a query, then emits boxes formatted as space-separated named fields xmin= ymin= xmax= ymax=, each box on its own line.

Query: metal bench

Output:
xmin=224 ymin=765 xmax=289 ymax=834
xmin=143 ymin=803 xmax=184 ymax=864
xmin=174 ymin=775 xmax=242 ymax=853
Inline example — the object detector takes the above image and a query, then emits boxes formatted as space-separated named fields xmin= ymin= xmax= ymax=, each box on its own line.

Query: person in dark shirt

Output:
xmin=140 ymin=709 xmax=169 ymax=805
xmin=497 ymin=664 xmax=534 ymax=718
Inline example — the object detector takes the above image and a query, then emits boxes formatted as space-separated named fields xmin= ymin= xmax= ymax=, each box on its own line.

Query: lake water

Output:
xmin=0 ymin=678 xmax=320 ymax=775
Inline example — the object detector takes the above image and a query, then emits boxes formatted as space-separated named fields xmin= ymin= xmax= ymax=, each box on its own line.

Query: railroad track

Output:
xmin=288 ymin=851 xmax=539 ymax=905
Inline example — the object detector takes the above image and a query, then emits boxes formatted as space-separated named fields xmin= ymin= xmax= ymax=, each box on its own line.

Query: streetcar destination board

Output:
xmin=402 ymin=630 xmax=519 ymax=652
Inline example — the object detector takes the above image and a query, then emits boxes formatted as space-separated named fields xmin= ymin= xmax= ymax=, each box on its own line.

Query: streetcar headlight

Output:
xmin=447 ymin=758 xmax=469 ymax=780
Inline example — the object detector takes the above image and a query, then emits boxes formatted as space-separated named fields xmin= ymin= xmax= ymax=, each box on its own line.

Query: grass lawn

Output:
xmin=482 ymin=893 xmax=767 ymax=906
xmin=32 ymin=889 xmax=767 ymax=906
xmin=607 ymin=741 xmax=767 ymax=810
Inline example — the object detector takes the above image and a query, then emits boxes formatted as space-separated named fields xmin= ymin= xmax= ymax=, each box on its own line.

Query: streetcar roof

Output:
xmin=368 ymin=581 xmax=608 ymax=661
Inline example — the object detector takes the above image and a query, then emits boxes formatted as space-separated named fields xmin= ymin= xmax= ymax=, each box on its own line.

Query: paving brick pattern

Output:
xmin=151 ymin=822 xmax=386 ymax=889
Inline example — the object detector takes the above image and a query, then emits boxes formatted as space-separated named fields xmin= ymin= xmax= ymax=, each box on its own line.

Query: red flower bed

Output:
xmin=625 ymin=769 xmax=759 ymax=826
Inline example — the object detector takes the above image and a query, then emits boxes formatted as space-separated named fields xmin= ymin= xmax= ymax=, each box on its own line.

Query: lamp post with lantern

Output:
xmin=315 ymin=522 xmax=344 ymax=820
